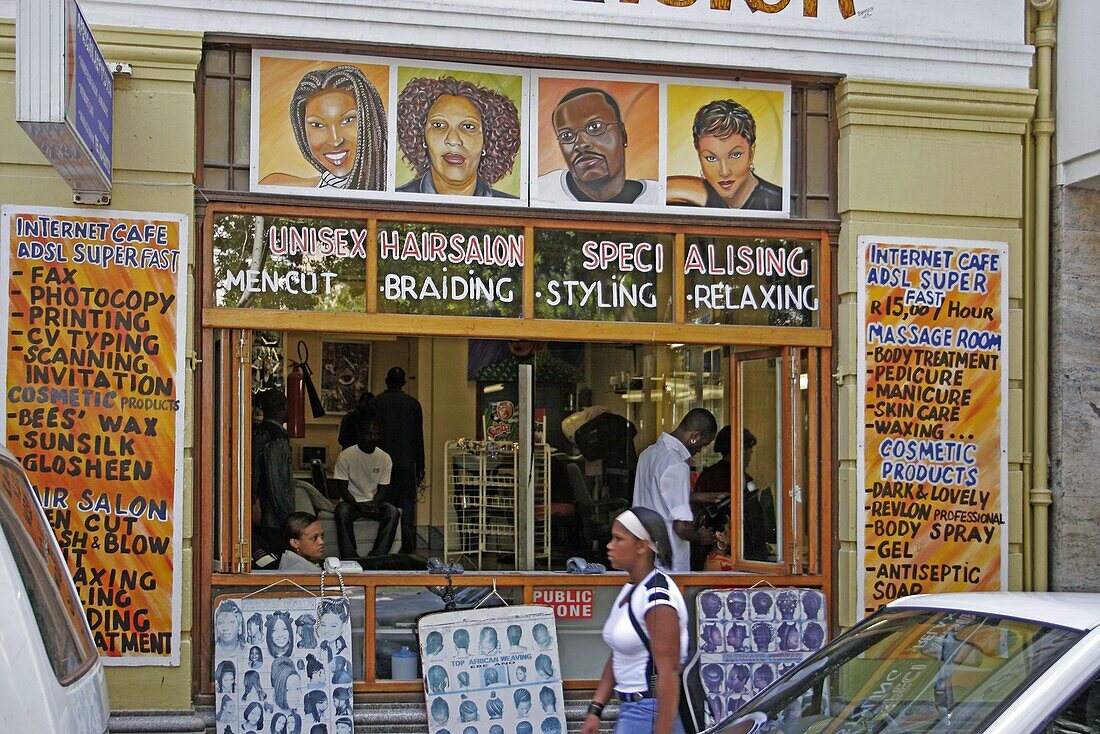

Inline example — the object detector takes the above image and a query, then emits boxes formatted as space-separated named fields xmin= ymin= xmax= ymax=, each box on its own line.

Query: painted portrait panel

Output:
xmin=665 ymin=82 xmax=790 ymax=217
xmin=252 ymin=51 xmax=390 ymax=196
xmin=394 ymin=65 xmax=526 ymax=203
xmin=532 ymin=75 xmax=660 ymax=211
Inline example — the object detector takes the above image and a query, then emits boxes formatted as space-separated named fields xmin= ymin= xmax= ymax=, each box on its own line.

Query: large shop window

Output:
xmin=198 ymin=205 xmax=834 ymax=690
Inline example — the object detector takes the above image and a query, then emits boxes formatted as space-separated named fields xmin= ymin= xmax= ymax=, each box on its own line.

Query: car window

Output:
xmin=715 ymin=609 xmax=1084 ymax=734
xmin=1040 ymin=674 xmax=1100 ymax=734
xmin=0 ymin=458 xmax=98 ymax=684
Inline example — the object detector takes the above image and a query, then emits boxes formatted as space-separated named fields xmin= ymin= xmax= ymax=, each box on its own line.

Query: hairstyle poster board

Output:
xmin=0 ymin=206 xmax=188 ymax=665
xmin=694 ymin=588 xmax=828 ymax=728
xmin=213 ymin=595 xmax=354 ymax=734
xmin=418 ymin=605 xmax=566 ymax=734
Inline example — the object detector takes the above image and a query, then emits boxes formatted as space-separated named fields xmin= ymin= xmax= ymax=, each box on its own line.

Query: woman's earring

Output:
xmin=750 ymin=164 xmax=755 ymax=173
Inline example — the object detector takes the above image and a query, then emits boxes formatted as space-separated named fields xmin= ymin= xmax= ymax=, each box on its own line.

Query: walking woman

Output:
xmin=583 ymin=507 xmax=689 ymax=734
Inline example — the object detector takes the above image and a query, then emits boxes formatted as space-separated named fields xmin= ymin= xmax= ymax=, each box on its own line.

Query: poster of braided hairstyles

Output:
xmin=694 ymin=588 xmax=827 ymax=728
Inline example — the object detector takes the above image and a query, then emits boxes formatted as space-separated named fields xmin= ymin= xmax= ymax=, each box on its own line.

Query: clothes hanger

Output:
xmin=474 ymin=578 xmax=510 ymax=609
xmin=242 ymin=578 xmax=317 ymax=599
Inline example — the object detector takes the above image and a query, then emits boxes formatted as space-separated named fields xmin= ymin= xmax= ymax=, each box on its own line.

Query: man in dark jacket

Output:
xmin=370 ymin=367 xmax=425 ymax=551
xmin=252 ymin=389 xmax=296 ymax=554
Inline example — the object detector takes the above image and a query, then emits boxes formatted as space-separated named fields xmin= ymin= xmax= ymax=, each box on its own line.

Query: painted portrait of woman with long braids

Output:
xmin=395 ymin=69 xmax=523 ymax=199
xmin=256 ymin=56 xmax=388 ymax=191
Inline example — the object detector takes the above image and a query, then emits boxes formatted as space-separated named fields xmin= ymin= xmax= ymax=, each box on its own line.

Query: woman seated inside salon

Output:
xmin=278 ymin=512 xmax=327 ymax=571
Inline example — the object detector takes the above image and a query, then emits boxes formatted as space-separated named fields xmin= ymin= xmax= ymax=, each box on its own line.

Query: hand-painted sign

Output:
xmin=533 ymin=588 xmax=594 ymax=619
xmin=857 ymin=236 xmax=1008 ymax=616
xmin=0 ymin=206 xmax=188 ymax=664
xmin=683 ymin=236 xmax=820 ymax=326
xmin=251 ymin=50 xmax=792 ymax=219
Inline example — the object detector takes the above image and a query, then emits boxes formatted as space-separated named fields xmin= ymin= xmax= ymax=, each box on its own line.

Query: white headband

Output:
xmin=617 ymin=510 xmax=659 ymax=555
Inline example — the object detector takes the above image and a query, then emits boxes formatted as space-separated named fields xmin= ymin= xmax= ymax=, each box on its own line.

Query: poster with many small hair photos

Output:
xmin=418 ymin=605 xmax=566 ymax=734
xmin=213 ymin=595 xmax=355 ymax=734
xmin=694 ymin=588 xmax=827 ymax=728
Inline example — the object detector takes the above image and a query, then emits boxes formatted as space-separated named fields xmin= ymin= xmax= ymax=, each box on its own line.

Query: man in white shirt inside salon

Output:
xmin=632 ymin=408 xmax=718 ymax=572
xmin=331 ymin=414 xmax=400 ymax=559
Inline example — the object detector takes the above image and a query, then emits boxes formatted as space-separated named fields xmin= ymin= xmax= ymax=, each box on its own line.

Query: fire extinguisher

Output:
xmin=286 ymin=340 xmax=325 ymax=439
xmin=287 ymin=363 xmax=305 ymax=438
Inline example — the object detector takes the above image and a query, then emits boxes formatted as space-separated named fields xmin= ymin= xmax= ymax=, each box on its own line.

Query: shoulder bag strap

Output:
xmin=625 ymin=580 xmax=659 ymax=694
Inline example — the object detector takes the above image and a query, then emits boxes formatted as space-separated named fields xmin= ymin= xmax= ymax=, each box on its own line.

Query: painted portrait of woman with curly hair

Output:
xmin=396 ymin=73 xmax=522 ymax=199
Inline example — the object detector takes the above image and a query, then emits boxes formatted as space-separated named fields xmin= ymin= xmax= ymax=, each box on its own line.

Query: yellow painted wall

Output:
xmin=420 ymin=337 xmax=478 ymax=530
xmin=835 ymin=80 xmax=1036 ymax=627
xmin=0 ymin=22 xmax=202 ymax=710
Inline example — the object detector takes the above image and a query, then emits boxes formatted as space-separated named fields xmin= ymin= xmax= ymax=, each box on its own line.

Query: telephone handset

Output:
xmin=324 ymin=556 xmax=362 ymax=573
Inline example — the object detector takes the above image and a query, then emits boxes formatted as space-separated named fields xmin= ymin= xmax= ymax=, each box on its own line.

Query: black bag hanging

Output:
xmin=294 ymin=340 xmax=326 ymax=419
xmin=625 ymin=580 xmax=698 ymax=734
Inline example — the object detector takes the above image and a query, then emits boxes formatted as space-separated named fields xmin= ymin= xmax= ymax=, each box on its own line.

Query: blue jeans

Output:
xmin=614 ymin=697 xmax=686 ymax=734
xmin=334 ymin=500 xmax=400 ymax=558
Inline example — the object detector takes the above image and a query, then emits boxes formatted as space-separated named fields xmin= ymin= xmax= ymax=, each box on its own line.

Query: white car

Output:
xmin=0 ymin=445 xmax=109 ymax=733
xmin=708 ymin=592 xmax=1100 ymax=734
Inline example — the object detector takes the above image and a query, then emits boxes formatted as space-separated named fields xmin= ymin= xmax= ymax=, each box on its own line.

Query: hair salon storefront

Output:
xmin=196 ymin=31 xmax=839 ymax=707
xmin=1 ymin=1 xmax=1042 ymax=730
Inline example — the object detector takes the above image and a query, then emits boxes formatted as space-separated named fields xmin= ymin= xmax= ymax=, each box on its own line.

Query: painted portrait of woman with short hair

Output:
xmin=665 ymin=83 xmax=790 ymax=216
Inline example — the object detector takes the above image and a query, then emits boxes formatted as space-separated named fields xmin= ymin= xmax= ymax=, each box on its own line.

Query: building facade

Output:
xmin=0 ymin=1 xmax=1053 ymax=731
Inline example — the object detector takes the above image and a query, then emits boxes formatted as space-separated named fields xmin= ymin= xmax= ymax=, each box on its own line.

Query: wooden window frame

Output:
xmin=194 ymin=201 xmax=837 ymax=696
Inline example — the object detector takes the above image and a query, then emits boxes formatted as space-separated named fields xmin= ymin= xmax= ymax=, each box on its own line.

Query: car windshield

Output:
xmin=713 ymin=608 xmax=1083 ymax=734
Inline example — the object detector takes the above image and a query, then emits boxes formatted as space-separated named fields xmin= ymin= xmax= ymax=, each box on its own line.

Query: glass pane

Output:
xmin=533 ymin=229 xmax=674 ymax=323
xmin=233 ymin=49 xmax=252 ymax=77
xmin=806 ymin=197 xmax=832 ymax=220
xmin=375 ymin=585 xmax=520 ymax=679
xmin=684 ymin=237 xmax=821 ymax=327
xmin=805 ymin=115 xmax=830 ymax=197
xmin=232 ymin=168 xmax=250 ymax=192
xmin=799 ymin=351 xmax=811 ymax=569
xmin=205 ymin=49 xmax=229 ymax=75
xmin=233 ymin=80 xmax=251 ymax=166
xmin=376 ymin=223 xmax=524 ymax=318
xmin=204 ymin=77 xmax=230 ymax=163
xmin=717 ymin=609 xmax=1082 ymax=734
xmin=554 ymin=585 xmax=623 ymax=679
xmin=212 ymin=213 xmax=368 ymax=312
xmin=807 ymin=89 xmax=829 ymax=115
xmin=739 ymin=355 xmax=781 ymax=562
xmin=204 ymin=167 xmax=229 ymax=190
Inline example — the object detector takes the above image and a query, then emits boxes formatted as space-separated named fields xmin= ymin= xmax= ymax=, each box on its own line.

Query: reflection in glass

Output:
xmin=738 ymin=355 xmax=781 ymax=562
xmin=376 ymin=223 xmax=524 ymax=317
xmin=534 ymin=229 xmax=673 ymax=322
xmin=685 ymin=236 xmax=819 ymax=327
xmin=212 ymin=214 xmax=367 ymax=312
xmin=374 ymin=585 xmax=518 ymax=679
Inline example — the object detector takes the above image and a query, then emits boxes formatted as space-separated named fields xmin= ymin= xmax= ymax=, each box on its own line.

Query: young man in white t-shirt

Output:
xmin=330 ymin=415 xmax=399 ymax=558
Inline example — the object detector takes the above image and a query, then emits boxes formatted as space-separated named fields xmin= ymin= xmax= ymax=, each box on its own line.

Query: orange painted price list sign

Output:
xmin=857 ymin=236 xmax=1008 ymax=616
xmin=1 ymin=206 xmax=188 ymax=665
